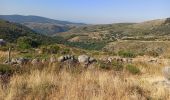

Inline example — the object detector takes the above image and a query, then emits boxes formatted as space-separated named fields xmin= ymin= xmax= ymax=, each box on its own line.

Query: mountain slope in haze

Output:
xmin=0 ymin=15 xmax=85 ymax=35
xmin=57 ymin=18 xmax=170 ymax=42
xmin=0 ymin=15 xmax=84 ymax=26
xmin=0 ymin=19 xmax=56 ymax=44
xmin=23 ymin=22 xmax=71 ymax=35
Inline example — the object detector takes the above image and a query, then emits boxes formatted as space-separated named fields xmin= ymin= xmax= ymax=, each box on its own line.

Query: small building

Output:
xmin=0 ymin=39 xmax=6 ymax=46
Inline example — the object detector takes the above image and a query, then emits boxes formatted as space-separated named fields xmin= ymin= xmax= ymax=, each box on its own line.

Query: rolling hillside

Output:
xmin=0 ymin=15 xmax=85 ymax=35
xmin=0 ymin=19 xmax=56 ymax=44
xmin=58 ymin=18 xmax=170 ymax=42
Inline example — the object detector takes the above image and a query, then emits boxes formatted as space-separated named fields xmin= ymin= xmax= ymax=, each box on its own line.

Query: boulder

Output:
xmin=58 ymin=55 xmax=76 ymax=62
xmin=11 ymin=58 xmax=17 ymax=64
xmin=58 ymin=56 xmax=65 ymax=62
xmin=162 ymin=67 xmax=170 ymax=80
xmin=78 ymin=55 xmax=90 ymax=65
xmin=89 ymin=57 xmax=97 ymax=63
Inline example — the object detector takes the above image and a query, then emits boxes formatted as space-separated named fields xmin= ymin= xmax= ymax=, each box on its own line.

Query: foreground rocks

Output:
xmin=4 ymin=57 xmax=30 ymax=65
xmin=162 ymin=67 xmax=170 ymax=80
xmin=3 ymin=54 xmax=97 ymax=68
xmin=58 ymin=55 xmax=75 ymax=62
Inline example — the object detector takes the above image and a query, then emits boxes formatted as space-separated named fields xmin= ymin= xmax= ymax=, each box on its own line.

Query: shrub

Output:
xmin=17 ymin=37 xmax=39 ymax=49
xmin=40 ymin=46 xmax=48 ymax=53
xmin=60 ymin=48 xmax=70 ymax=54
xmin=98 ymin=61 xmax=124 ymax=71
xmin=47 ymin=45 xmax=60 ymax=54
xmin=112 ymin=61 xmax=124 ymax=71
xmin=0 ymin=64 xmax=13 ymax=74
xmin=65 ymin=41 xmax=107 ymax=50
xmin=98 ymin=61 xmax=110 ymax=70
xmin=126 ymin=65 xmax=140 ymax=74
xmin=118 ymin=50 xmax=136 ymax=58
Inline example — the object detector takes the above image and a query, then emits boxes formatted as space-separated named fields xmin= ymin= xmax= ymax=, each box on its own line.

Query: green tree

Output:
xmin=17 ymin=37 xmax=39 ymax=49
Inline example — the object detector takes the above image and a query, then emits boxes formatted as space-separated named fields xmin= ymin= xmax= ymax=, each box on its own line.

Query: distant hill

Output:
xmin=57 ymin=18 xmax=170 ymax=42
xmin=0 ymin=15 xmax=85 ymax=35
xmin=0 ymin=19 xmax=56 ymax=44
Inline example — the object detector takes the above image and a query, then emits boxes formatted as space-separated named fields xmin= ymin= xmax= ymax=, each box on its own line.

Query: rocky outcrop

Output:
xmin=58 ymin=55 xmax=75 ymax=62
xmin=78 ymin=55 xmax=96 ymax=67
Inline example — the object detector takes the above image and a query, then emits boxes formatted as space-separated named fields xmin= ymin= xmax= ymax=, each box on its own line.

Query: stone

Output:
xmin=78 ymin=55 xmax=90 ymax=65
xmin=162 ymin=67 xmax=170 ymax=80
xmin=58 ymin=56 xmax=65 ymax=62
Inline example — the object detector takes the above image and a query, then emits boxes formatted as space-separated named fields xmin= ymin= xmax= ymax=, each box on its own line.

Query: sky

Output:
xmin=0 ymin=0 xmax=170 ymax=24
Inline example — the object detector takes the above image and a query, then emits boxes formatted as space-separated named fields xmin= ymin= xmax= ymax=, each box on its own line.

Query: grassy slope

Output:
xmin=0 ymin=51 xmax=168 ymax=99
xmin=0 ymin=19 xmax=58 ymax=45
xmin=58 ymin=18 xmax=170 ymax=41
xmin=0 ymin=15 xmax=85 ymax=35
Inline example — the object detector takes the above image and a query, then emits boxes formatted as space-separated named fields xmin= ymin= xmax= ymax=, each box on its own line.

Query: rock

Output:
xmin=89 ymin=57 xmax=97 ymax=63
xmin=78 ymin=55 xmax=90 ymax=65
xmin=162 ymin=67 xmax=170 ymax=80
xmin=11 ymin=58 xmax=17 ymax=64
xmin=50 ymin=55 xmax=56 ymax=63
xmin=66 ymin=55 xmax=71 ymax=59
xmin=58 ymin=55 xmax=76 ymax=62
xmin=3 ymin=60 xmax=9 ymax=64
xmin=16 ymin=57 xmax=30 ymax=65
xmin=58 ymin=56 xmax=65 ymax=62
xmin=107 ymin=57 xmax=113 ymax=63
xmin=41 ymin=59 xmax=48 ymax=64
xmin=31 ymin=58 xmax=40 ymax=66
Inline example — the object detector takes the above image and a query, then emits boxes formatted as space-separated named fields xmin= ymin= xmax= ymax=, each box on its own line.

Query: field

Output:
xmin=0 ymin=50 xmax=170 ymax=100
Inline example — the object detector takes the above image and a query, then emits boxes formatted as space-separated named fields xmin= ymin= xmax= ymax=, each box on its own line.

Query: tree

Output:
xmin=17 ymin=37 xmax=39 ymax=49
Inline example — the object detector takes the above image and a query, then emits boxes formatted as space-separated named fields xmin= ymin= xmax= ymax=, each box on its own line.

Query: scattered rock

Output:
xmin=162 ymin=67 xmax=170 ymax=80
xmin=41 ymin=59 xmax=48 ymax=64
xmin=78 ymin=55 xmax=96 ymax=67
xmin=58 ymin=56 xmax=65 ymax=62
xmin=31 ymin=58 xmax=40 ymax=66
xmin=50 ymin=55 xmax=56 ymax=63
xmin=58 ymin=55 xmax=76 ymax=62
xmin=16 ymin=57 xmax=30 ymax=65
xmin=78 ymin=55 xmax=90 ymax=65
xmin=89 ymin=57 xmax=97 ymax=63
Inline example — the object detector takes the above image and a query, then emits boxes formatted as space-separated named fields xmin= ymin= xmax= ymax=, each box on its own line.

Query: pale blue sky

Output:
xmin=0 ymin=0 xmax=170 ymax=24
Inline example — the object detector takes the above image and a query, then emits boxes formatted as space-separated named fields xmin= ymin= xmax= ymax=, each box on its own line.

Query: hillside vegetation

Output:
xmin=58 ymin=18 xmax=170 ymax=42
xmin=0 ymin=15 xmax=85 ymax=35
xmin=1 ymin=17 xmax=170 ymax=100
xmin=0 ymin=19 xmax=57 ymax=45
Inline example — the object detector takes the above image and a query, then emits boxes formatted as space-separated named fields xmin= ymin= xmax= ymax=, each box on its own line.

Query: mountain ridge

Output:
xmin=0 ymin=15 xmax=86 ymax=35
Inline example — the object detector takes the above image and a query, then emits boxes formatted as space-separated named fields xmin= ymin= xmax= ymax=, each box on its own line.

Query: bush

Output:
xmin=17 ymin=37 xmax=39 ymax=49
xmin=112 ymin=61 xmax=124 ymax=71
xmin=47 ymin=45 xmax=60 ymax=54
xmin=98 ymin=61 xmax=123 ymax=71
xmin=65 ymin=41 xmax=107 ymax=50
xmin=60 ymin=48 xmax=70 ymax=54
xmin=0 ymin=64 xmax=13 ymax=74
xmin=118 ymin=50 xmax=136 ymax=58
xmin=98 ymin=61 xmax=110 ymax=70
xmin=40 ymin=45 xmax=60 ymax=54
xmin=126 ymin=65 xmax=140 ymax=74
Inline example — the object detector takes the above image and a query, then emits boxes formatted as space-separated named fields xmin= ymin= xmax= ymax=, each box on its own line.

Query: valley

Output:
xmin=0 ymin=15 xmax=170 ymax=99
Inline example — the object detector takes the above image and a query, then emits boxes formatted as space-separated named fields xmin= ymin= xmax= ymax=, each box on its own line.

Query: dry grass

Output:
xmin=0 ymin=63 xmax=170 ymax=100
xmin=0 ymin=50 xmax=170 ymax=100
